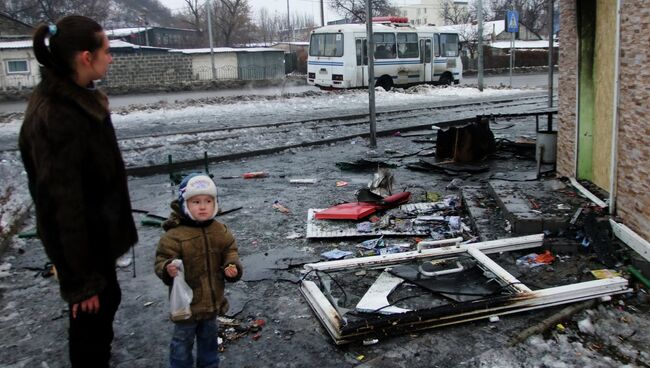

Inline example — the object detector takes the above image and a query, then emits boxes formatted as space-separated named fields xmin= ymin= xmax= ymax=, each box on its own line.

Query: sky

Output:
xmin=158 ymin=0 xmax=420 ymax=25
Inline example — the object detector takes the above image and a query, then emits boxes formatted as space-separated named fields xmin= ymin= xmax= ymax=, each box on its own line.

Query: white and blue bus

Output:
xmin=307 ymin=17 xmax=462 ymax=90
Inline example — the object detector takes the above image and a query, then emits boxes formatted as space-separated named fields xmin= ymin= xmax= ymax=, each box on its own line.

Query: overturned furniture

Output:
xmin=300 ymin=234 xmax=631 ymax=344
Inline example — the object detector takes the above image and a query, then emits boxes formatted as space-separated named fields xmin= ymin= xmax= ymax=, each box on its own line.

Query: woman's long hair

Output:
xmin=33 ymin=15 xmax=104 ymax=78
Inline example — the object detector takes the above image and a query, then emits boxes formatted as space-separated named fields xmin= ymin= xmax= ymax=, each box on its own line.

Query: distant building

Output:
xmin=0 ymin=12 xmax=33 ymax=40
xmin=106 ymin=26 xmax=202 ymax=49
xmin=395 ymin=0 xmax=469 ymax=26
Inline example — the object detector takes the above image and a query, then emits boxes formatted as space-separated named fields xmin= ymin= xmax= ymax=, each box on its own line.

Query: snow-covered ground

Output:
xmin=4 ymin=84 xmax=648 ymax=368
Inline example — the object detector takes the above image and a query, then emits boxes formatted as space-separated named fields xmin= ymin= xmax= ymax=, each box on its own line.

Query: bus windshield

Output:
xmin=310 ymin=33 xmax=344 ymax=57
xmin=439 ymin=33 xmax=459 ymax=57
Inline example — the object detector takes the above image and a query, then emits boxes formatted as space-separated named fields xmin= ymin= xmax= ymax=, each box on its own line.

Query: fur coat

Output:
xmin=19 ymin=69 xmax=138 ymax=304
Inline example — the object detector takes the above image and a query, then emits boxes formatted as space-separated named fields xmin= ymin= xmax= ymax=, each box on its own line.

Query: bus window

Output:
xmin=356 ymin=39 xmax=368 ymax=65
xmin=397 ymin=33 xmax=419 ymax=58
xmin=439 ymin=33 xmax=459 ymax=57
xmin=373 ymin=33 xmax=396 ymax=59
xmin=434 ymin=35 xmax=440 ymax=57
xmin=425 ymin=39 xmax=432 ymax=63
xmin=309 ymin=33 xmax=344 ymax=57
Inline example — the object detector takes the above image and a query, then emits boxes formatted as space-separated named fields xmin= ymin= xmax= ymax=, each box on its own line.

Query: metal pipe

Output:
xmin=418 ymin=261 xmax=464 ymax=277
xmin=366 ymin=0 xmax=377 ymax=147
xmin=608 ymin=0 xmax=621 ymax=214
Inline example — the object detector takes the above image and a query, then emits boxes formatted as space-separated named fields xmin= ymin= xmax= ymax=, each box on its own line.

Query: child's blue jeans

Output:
xmin=170 ymin=318 xmax=219 ymax=368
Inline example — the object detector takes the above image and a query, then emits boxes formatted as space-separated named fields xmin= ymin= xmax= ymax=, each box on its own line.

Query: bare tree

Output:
xmin=488 ymin=0 xmax=547 ymax=35
xmin=440 ymin=0 xmax=473 ymax=25
xmin=213 ymin=0 xmax=253 ymax=46
xmin=328 ymin=0 xmax=397 ymax=23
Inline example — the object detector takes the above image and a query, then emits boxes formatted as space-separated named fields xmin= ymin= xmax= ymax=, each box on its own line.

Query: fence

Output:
xmin=192 ymin=64 xmax=285 ymax=81
xmin=462 ymin=47 xmax=559 ymax=72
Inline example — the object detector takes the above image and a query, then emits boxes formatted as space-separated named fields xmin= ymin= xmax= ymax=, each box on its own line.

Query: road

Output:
xmin=0 ymin=73 xmax=556 ymax=113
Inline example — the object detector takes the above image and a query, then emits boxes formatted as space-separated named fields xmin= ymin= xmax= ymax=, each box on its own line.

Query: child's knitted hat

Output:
xmin=178 ymin=173 xmax=219 ymax=220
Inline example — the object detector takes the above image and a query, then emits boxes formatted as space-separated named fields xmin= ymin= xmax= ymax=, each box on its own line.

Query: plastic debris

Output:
xmin=243 ymin=171 xmax=268 ymax=179
xmin=356 ymin=237 xmax=385 ymax=250
xmin=116 ymin=255 xmax=133 ymax=268
xmin=516 ymin=250 xmax=555 ymax=268
xmin=363 ymin=338 xmax=379 ymax=345
xmin=489 ymin=316 xmax=500 ymax=323
xmin=336 ymin=181 xmax=349 ymax=187
xmin=446 ymin=178 xmax=463 ymax=190
xmin=272 ymin=201 xmax=290 ymax=214
xmin=285 ymin=232 xmax=302 ymax=239
xmin=321 ymin=249 xmax=354 ymax=260
xmin=289 ymin=178 xmax=318 ymax=184
xmin=448 ymin=216 xmax=461 ymax=231
xmin=356 ymin=222 xmax=373 ymax=233
xmin=425 ymin=192 xmax=441 ymax=202
xmin=590 ymin=269 xmax=621 ymax=279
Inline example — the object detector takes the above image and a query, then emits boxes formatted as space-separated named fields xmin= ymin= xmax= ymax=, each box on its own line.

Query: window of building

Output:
xmin=5 ymin=60 xmax=29 ymax=74
xmin=397 ymin=33 xmax=419 ymax=58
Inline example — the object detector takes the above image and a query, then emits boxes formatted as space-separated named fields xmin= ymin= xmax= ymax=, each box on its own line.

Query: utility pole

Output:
xmin=477 ymin=0 xmax=484 ymax=92
xmin=320 ymin=0 xmax=325 ymax=26
xmin=366 ymin=0 xmax=377 ymax=148
xmin=547 ymin=0 xmax=554 ymax=114
xmin=207 ymin=0 xmax=216 ymax=80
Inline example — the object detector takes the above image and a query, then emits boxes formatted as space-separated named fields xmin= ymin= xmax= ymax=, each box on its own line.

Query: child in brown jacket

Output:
xmin=155 ymin=174 xmax=242 ymax=368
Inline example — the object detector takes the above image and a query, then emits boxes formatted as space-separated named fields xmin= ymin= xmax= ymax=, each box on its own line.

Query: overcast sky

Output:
xmin=158 ymin=0 xmax=419 ymax=25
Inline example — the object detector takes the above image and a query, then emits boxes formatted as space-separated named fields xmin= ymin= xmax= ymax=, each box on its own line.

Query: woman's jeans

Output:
xmin=170 ymin=318 xmax=219 ymax=368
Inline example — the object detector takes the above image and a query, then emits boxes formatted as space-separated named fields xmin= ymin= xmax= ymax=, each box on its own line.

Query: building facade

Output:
xmin=557 ymin=1 xmax=650 ymax=241
xmin=396 ymin=0 xmax=469 ymax=26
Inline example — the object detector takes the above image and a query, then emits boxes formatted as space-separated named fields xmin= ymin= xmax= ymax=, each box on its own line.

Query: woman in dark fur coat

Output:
xmin=18 ymin=15 xmax=138 ymax=368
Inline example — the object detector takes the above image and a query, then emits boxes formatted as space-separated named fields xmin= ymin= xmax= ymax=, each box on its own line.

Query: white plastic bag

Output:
xmin=169 ymin=259 xmax=193 ymax=321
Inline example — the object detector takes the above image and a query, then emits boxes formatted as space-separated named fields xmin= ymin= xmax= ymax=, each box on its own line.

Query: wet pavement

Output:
xmin=3 ymin=127 xmax=649 ymax=367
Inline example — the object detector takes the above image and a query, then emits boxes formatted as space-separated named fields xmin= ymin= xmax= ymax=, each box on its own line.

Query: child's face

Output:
xmin=186 ymin=195 xmax=215 ymax=221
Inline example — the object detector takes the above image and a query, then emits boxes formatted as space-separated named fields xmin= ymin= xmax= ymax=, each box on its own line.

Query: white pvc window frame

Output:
xmin=300 ymin=234 xmax=631 ymax=344
xmin=5 ymin=59 xmax=30 ymax=75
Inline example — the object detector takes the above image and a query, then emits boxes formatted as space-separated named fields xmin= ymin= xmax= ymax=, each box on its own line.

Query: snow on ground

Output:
xmin=0 ymin=86 xmax=533 ymax=139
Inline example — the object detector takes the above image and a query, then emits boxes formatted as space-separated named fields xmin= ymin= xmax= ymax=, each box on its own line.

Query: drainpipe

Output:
xmin=608 ymin=0 xmax=622 ymax=214
xmin=573 ymin=4 xmax=580 ymax=178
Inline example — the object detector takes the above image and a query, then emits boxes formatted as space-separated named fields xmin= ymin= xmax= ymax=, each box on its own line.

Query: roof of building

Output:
xmin=490 ymin=40 xmax=559 ymax=49
xmin=0 ymin=40 xmax=32 ymax=49
xmin=435 ymin=20 xmax=506 ymax=39
xmin=0 ymin=39 xmax=169 ymax=50
xmin=174 ymin=47 xmax=285 ymax=54
xmin=106 ymin=26 xmax=198 ymax=37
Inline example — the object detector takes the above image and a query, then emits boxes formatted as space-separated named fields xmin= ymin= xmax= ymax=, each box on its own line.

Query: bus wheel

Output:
xmin=376 ymin=76 xmax=393 ymax=91
xmin=439 ymin=73 xmax=453 ymax=86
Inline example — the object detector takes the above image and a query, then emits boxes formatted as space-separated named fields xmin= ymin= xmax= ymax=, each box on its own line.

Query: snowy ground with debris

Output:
xmin=1 ymin=85 xmax=648 ymax=368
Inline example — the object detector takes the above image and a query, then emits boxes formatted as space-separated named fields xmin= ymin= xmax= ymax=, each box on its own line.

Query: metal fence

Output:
xmin=192 ymin=64 xmax=285 ymax=81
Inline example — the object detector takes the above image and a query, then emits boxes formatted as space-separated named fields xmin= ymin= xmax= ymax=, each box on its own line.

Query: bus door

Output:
xmin=419 ymin=38 xmax=432 ymax=82
xmin=355 ymin=38 xmax=368 ymax=87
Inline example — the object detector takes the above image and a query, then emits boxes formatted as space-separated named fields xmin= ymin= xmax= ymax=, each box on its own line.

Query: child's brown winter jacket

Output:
xmin=154 ymin=202 xmax=242 ymax=320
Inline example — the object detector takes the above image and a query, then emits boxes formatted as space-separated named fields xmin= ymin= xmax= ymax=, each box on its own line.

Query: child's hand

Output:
xmin=166 ymin=262 xmax=179 ymax=277
xmin=224 ymin=264 xmax=238 ymax=278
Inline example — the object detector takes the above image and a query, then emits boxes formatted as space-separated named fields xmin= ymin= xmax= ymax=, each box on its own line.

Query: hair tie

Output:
xmin=48 ymin=24 xmax=58 ymax=36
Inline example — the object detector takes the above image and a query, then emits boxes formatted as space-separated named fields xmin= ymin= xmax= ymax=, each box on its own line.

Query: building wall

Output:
xmin=190 ymin=53 xmax=238 ymax=80
xmin=104 ymin=52 xmax=193 ymax=89
xmin=557 ymin=1 xmax=578 ymax=178
xmin=616 ymin=1 xmax=650 ymax=240
xmin=592 ymin=0 xmax=616 ymax=189
xmin=558 ymin=1 xmax=650 ymax=240
xmin=0 ymin=48 xmax=39 ymax=89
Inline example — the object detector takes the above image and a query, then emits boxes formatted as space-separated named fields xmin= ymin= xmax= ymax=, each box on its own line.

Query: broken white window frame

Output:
xmin=300 ymin=234 xmax=631 ymax=344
